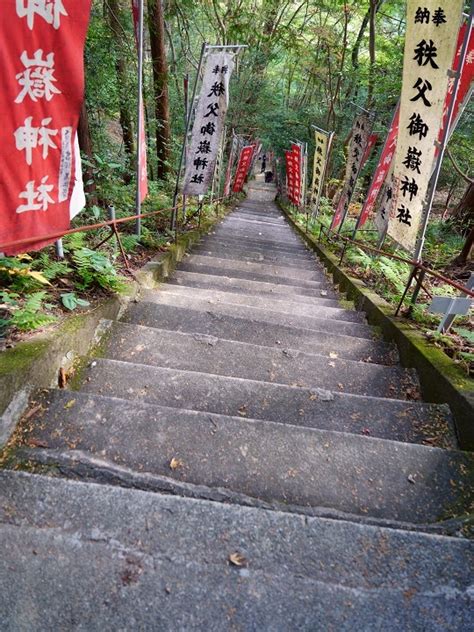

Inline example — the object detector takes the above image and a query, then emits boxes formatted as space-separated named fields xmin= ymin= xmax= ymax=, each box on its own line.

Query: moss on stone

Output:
xmin=0 ymin=340 xmax=50 ymax=377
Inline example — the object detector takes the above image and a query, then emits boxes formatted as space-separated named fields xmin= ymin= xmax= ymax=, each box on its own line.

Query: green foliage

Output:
xmin=60 ymin=292 xmax=91 ymax=311
xmin=0 ymin=291 xmax=56 ymax=332
xmin=32 ymin=253 xmax=72 ymax=280
xmin=71 ymin=247 xmax=127 ymax=292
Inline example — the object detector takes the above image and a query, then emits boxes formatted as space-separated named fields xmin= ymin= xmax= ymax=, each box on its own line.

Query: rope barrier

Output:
xmin=311 ymin=218 xmax=474 ymax=299
xmin=0 ymin=196 xmax=227 ymax=252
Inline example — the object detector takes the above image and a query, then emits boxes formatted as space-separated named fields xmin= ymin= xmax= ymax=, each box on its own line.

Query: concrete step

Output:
xmin=123 ymin=302 xmax=398 ymax=365
xmin=200 ymin=234 xmax=314 ymax=257
xmin=103 ymin=321 xmax=416 ymax=399
xmin=141 ymin=288 xmax=376 ymax=339
xmin=168 ymin=270 xmax=340 ymax=303
xmin=14 ymin=389 xmax=467 ymax=525
xmin=1 ymin=472 xmax=471 ymax=630
xmin=156 ymin=284 xmax=366 ymax=324
xmin=194 ymin=245 xmax=320 ymax=269
xmin=81 ymin=360 xmax=445 ymax=446
xmin=180 ymin=255 xmax=328 ymax=287
xmin=184 ymin=253 xmax=323 ymax=282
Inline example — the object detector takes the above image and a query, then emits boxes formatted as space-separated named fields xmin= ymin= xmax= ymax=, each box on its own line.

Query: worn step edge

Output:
xmin=9 ymin=449 xmax=472 ymax=538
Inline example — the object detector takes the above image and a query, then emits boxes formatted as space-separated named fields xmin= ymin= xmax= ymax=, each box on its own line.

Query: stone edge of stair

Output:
xmin=0 ymin=203 xmax=236 ymax=448
xmin=10 ymin=448 xmax=472 ymax=538
xmin=281 ymin=205 xmax=474 ymax=452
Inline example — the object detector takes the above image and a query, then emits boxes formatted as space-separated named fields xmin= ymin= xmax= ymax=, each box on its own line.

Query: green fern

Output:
xmin=33 ymin=253 xmax=72 ymax=280
xmin=8 ymin=291 xmax=56 ymax=331
xmin=72 ymin=247 xmax=127 ymax=292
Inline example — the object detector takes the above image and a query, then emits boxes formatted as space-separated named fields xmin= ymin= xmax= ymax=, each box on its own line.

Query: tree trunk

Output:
xmin=366 ymin=0 xmax=376 ymax=108
xmin=77 ymin=101 xmax=99 ymax=206
xmin=106 ymin=0 xmax=135 ymax=168
xmin=454 ymin=227 xmax=474 ymax=265
xmin=451 ymin=182 xmax=474 ymax=265
xmin=147 ymin=0 xmax=171 ymax=180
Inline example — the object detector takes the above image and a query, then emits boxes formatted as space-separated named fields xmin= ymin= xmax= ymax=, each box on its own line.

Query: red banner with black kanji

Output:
xmin=232 ymin=145 xmax=254 ymax=193
xmin=0 ymin=0 xmax=92 ymax=254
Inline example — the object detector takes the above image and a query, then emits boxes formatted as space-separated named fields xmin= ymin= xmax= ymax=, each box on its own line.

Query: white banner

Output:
xmin=183 ymin=52 xmax=234 ymax=195
xmin=387 ymin=0 xmax=463 ymax=253
xmin=310 ymin=131 xmax=329 ymax=215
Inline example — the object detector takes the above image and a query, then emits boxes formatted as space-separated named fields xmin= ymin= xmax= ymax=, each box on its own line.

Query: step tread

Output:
xmin=81 ymin=359 xmax=455 ymax=446
xmin=123 ymin=301 xmax=397 ymax=365
xmin=156 ymin=284 xmax=367 ymax=323
xmin=168 ymin=269 xmax=339 ymax=302
xmin=0 ymin=472 xmax=472 ymax=631
xmin=16 ymin=389 xmax=470 ymax=525
xmin=141 ymin=289 xmax=376 ymax=339
xmin=105 ymin=321 xmax=416 ymax=399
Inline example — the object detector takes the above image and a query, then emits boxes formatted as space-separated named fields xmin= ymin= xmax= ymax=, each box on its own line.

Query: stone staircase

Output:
xmin=1 ymin=181 xmax=473 ymax=630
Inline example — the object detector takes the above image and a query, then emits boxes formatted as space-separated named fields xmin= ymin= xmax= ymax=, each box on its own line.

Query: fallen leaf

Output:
xmin=169 ymin=457 xmax=183 ymax=470
xmin=329 ymin=352 xmax=338 ymax=359
xmin=27 ymin=438 xmax=48 ymax=448
xmin=229 ymin=552 xmax=247 ymax=567
xmin=238 ymin=405 xmax=248 ymax=417
xmin=64 ymin=399 xmax=76 ymax=410
xmin=407 ymin=474 xmax=416 ymax=485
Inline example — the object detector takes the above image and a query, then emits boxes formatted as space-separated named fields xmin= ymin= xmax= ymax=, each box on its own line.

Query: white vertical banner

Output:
xmin=387 ymin=0 xmax=463 ymax=253
xmin=310 ymin=130 xmax=329 ymax=215
xmin=183 ymin=52 xmax=235 ymax=195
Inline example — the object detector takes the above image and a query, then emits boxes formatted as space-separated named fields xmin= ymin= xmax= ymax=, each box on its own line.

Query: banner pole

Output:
xmin=182 ymin=73 xmax=189 ymax=222
xmin=135 ymin=0 xmax=144 ymax=236
xmin=171 ymin=41 xmax=207 ymax=231
xmin=413 ymin=6 xmax=473 ymax=262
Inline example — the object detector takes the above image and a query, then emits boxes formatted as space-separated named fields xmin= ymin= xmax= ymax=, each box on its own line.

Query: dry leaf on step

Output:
xmin=169 ymin=457 xmax=183 ymax=471
xmin=229 ymin=552 xmax=248 ymax=567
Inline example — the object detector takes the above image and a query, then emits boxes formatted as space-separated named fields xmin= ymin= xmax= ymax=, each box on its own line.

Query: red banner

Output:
xmin=232 ymin=145 xmax=254 ymax=192
xmin=0 ymin=1 xmax=92 ymax=254
xmin=131 ymin=0 xmax=148 ymax=202
xmin=437 ymin=22 xmax=474 ymax=151
xmin=357 ymin=105 xmax=400 ymax=228
xmin=290 ymin=143 xmax=302 ymax=206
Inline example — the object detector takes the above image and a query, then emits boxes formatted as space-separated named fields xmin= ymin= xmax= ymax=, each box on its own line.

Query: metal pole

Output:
xmin=171 ymin=42 xmax=207 ymax=231
xmin=413 ymin=7 xmax=473 ymax=262
xmin=55 ymin=239 xmax=64 ymax=259
xmin=135 ymin=0 xmax=144 ymax=237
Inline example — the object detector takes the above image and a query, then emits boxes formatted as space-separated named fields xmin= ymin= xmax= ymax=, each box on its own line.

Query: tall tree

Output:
xmin=106 ymin=0 xmax=135 ymax=169
xmin=148 ymin=0 xmax=171 ymax=179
